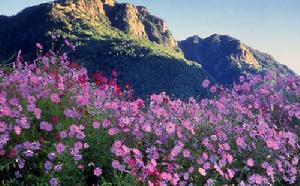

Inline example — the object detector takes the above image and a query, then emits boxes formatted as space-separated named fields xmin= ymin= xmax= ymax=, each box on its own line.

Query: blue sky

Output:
xmin=1 ymin=0 xmax=300 ymax=74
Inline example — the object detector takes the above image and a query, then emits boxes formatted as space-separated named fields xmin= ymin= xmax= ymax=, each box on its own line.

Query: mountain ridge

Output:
xmin=0 ymin=0 xmax=295 ymax=99
xmin=0 ymin=0 xmax=210 ymax=100
xmin=178 ymin=34 xmax=293 ymax=84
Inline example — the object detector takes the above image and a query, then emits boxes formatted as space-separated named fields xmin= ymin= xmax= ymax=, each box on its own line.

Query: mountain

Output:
xmin=0 ymin=0 xmax=294 ymax=99
xmin=0 ymin=0 xmax=210 ymax=100
xmin=178 ymin=34 xmax=293 ymax=84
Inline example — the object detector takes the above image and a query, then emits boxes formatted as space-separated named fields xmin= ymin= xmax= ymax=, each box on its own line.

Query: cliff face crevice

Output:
xmin=107 ymin=3 xmax=149 ymax=39
xmin=53 ymin=0 xmax=177 ymax=49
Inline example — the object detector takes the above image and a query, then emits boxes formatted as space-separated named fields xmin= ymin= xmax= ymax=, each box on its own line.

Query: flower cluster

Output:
xmin=0 ymin=44 xmax=299 ymax=185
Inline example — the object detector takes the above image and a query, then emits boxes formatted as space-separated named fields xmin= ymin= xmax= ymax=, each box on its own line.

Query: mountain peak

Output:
xmin=52 ymin=0 xmax=177 ymax=49
xmin=179 ymin=34 xmax=280 ymax=83
xmin=60 ymin=0 xmax=115 ymax=4
xmin=101 ymin=0 xmax=115 ymax=5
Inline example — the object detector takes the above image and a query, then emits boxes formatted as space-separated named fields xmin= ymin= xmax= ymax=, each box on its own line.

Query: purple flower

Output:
xmin=31 ymin=142 xmax=41 ymax=150
xmin=54 ymin=164 xmax=62 ymax=172
xmin=18 ymin=159 xmax=25 ymax=169
xmin=23 ymin=150 xmax=34 ymax=157
xmin=48 ymin=152 xmax=56 ymax=160
xmin=55 ymin=143 xmax=66 ymax=154
xmin=15 ymin=171 xmax=22 ymax=178
xmin=40 ymin=121 xmax=53 ymax=132
xmin=49 ymin=178 xmax=58 ymax=186
xmin=44 ymin=160 xmax=52 ymax=171
xmin=60 ymin=131 xmax=68 ymax=139
xmin=112 ymin=160 xmax=125 ymax=172
xmin=64 ymin=108 xmax=80 ymax=118
xmin=73 ymin=154 xmax=82 ymax=161
xmin=0 ymin=121 xmax=7 ymax=133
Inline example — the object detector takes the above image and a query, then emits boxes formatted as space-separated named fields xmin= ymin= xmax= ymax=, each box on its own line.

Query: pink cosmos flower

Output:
xmin=36 ymin=43 xmax=43 ymax=50
xmin=210 ymin=85 xmax=217 ymax=93
xmin=93 ymin=167 xmax=102 ymax=177
xmin=34 ymin=108 xmax=42 ymax=119
xmin=0 ymin=121 xmax=7 ymax=133
xmin=76 ymin=95 xmax=89 ymax=106
xmin=183 ymin=149 xmax=191 ymax=158
xmin=102 ymin=119 xmax=111 ymax=128
xmin=227 ymin=168 xmax=235 ymax=179
xmin=108 ymin=128 xmax=119 ymax=136
xmin=14 ymin=126 xmax=22 ymax=135
xmin=295 ymin=111 xmax=300 ymax=119
xmin=236 ymin=137 xmax=247 ymax=149
xmin=55 ymin=143 xmax=66 ymax=154
xmin=202 ymin=79 xmax=210 ymax=88
xmin=166 ymin=122 xmax=175 ymax=134
xmin=112 ymin=160 xmax=125 ymax=171
xmin=266 ymin=139 xmax=280 ymax=150
xmin=92 ymin=121 xmax=101 ymax=129
xmin=198 ymin=167 xmax=207 ymax=176
xmin=50 ymin=93 xmax=60 ymax=104
xmin=246 ymin=158 xmax=254 ymax=167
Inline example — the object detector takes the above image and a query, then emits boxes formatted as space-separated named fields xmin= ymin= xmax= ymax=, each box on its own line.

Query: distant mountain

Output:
xmin=179 ymin=35 xmax=293 ymax=84
xmin=0 ymin=0 xmax=210 ymax=99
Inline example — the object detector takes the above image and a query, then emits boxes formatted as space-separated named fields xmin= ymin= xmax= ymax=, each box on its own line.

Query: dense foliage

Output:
xmin=0 ymin=44 xmax=299 ymax=185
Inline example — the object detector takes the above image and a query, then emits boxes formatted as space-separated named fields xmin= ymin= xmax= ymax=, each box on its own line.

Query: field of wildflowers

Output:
xmin=0 ymin=43 xmax=299 ymax=185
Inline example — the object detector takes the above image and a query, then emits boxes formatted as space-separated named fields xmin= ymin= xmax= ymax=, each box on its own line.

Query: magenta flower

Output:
xmin=92 ymin=121 xmax=101 ymax=129
xmin=40 ymin=121 xmax=53 ymax=132
xmin=0 ymin=121 xmax=7 ymax=133
xmin=236 ymin=137 xmax=247 ymax=149
xmin=36 ymin=43 xmax=43 ymax=50
xmin=108 ymin=128 xmax=119 ymax=136
xmin=50 ymin=93 xmax=60 ymax=104
xmin=55 ymin=143 xmax=66 ymax=154
xmin=202 ymin=79 xmax=210 ymax=88
xmin=246 ymin=158 xmax=254 ymax=167
xmin=165 ymin=122 xmax=175 ymax=134
xmin=210 ymin=85 xmax=217 ymax=93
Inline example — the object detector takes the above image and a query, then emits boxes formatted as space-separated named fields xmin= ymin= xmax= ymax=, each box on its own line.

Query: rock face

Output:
xmin=179 ymin=34 xmax=292 ymax=84
xmin=136 ymin=6 xmax=177 ymax=49
xmin=107 ymin=3 xmax=149 ymax=39
xmin=101 ymin=0 xmax=115 ymax=6
xmin=104 ymin=3 xmax=177 ymax=49
xmin=54 ymin=0 xmax=177 ymax=49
